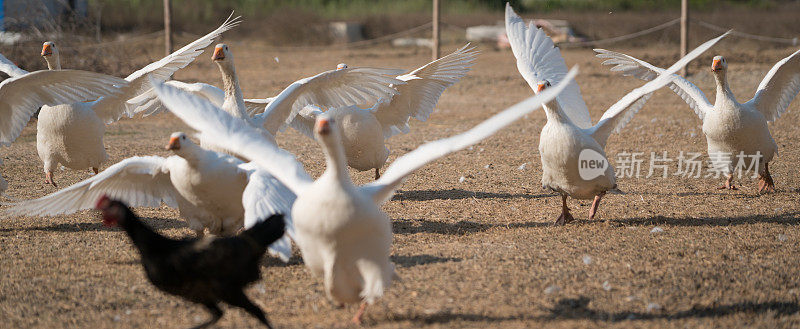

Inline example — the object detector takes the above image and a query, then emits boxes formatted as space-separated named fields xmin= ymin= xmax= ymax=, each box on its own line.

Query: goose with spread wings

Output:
xmin=595 ymin=47 xmax=800 ymax=193
xmin=4 ymin=132 xmax=296 ymax=261
xmin=0 ymin=53 xmax=128 ymax=192
xmin=129 ymin=43 xmax=405 ymax=154
xmin=285 ymin=44 xmax=478 ymax=179
xmin=506 ymin=3 xmax=728 ymax=224
xmin=33 ymin=15 xmax=239 ymax=187
xmin=149 ymin=67 xmax=574 ymax=324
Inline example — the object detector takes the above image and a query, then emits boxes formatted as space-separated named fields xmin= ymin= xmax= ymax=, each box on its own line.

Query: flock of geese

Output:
xmin=1 ymin=3 xmax=800 ymax=325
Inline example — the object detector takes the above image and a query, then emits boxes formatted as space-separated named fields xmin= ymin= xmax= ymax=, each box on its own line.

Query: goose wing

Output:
xmin=3 ymin=156 xmax=178 ymax=217
xmin=589 ymin=32 xmax=729 ymax=146
xmin=745 ymin=48 xmax=800 ymax=122
xmin=359 ymin=67 xmax=577 ymax=204
xmin=505 ymin=3 xmax=592 ymax=128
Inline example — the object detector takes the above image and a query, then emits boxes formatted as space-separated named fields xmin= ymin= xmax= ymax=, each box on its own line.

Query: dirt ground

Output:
xmin=2 ymin=36 xmax=800 ymax=328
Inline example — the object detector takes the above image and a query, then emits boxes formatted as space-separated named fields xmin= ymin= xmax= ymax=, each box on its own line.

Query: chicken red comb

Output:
xmin=95 ymin=194 xmax=111 ymax=210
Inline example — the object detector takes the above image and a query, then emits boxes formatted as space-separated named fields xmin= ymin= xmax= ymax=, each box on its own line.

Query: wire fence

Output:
xmin=7 ymin=16 xmax=800 ymax=52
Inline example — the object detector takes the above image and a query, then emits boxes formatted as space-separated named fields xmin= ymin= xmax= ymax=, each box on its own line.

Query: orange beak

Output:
xmin=212 ymin=47 xmax=225 ymax=61
xmin=536 ymin=83 xmax=546 ymax=93
xmin=711 ymin=59 xmax=721 ymax=72
xmin=41 ymin=44 xmax=52 ymax=57
xmin=166 ymin=136 xmax=180 ymax=150
xmin=315 ymin=119 xmax=331 ymax=135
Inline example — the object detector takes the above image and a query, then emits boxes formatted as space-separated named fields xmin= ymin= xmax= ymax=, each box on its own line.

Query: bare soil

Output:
xmin=2 ymin=37 xmax=800 ymax=328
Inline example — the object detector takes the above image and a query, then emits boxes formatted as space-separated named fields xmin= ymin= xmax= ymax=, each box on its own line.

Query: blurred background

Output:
xmin=1 ymin=0 xmax=799 ymax=76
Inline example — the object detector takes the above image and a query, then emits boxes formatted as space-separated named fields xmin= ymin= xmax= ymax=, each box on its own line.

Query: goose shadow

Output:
xmin=386 ymin=311 xmax=526 ymax=324
xmin=538 ymin=296 xmax=800 ymax=322
xmin=391 ymin=254 xmax=462 ymax=268
xmin=392 ymin=218 xmax=551 ymax=235
xmin=387 ymin=298 xmax=800 ymax=324
xmin=393 ymin=189 xmax=553 ymax=202
xmin=610 ymin=212 xmax=800 ymax=227
xmin=0 ymin=216 xmax=188 ymax=233
xmin=636 ymin=190 xmax=777 ymax=198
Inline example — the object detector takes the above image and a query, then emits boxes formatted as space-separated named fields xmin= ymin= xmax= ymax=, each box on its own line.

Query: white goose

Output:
xmin=131 ymin=43 xmax=405 ymax=151
xmin=287 ymin=45 xmax=478 ymax=179
xmin=506 ymin=4 xmax=728 ymax=224
xmin=0 ymin=53 xmax=127 ymax=192
xmin=0 ymin=53 xmax=126 ymax=146
xmin=595 ymin=47 xmax=800 ymax=193
xmin=34 ymin=15 xmax=239 ymax=186
xmin=150 ymin=68 xmax=574 ymax=324
xmin=4 ymin=132 xmax=296 ymax=260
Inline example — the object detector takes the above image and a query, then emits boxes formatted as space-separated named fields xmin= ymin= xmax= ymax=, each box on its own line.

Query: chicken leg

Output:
xmin=223 ymin=290 xmax=273 ymax=329
xmin=191 ymin=303 xmax=223 ymax=329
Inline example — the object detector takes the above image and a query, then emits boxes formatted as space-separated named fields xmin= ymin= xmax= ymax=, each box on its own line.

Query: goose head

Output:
xmin=711 ymin=55 xmax=727 ymax=73
xmin=314 ymin=114 xmax=338 ymax=141
xmin=165 ymin=132 xmax=200 ymax=156
xmin=41 ymin=41 xmax=61 ymax=70
xmin=534 ymin=80 xmax=569 ymax=123
xmin=535 ymin=80 xmax=552 ymax=94
xmin=336 ymin=63 xmax=348 ymax=71
xmin=212 ymin=43 xmax=234 ymax=69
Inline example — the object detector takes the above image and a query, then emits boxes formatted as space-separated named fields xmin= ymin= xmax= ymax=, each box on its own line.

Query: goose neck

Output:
xmin=321 ymin=135 xmax=352 ymax=185
xmin=44 ymin=55 xmax=61 ymax=70
xmin=542 ymin=100 xmax=571 ymax=124
xmin=713 ymin=71 xmax=737 ymax=105
xmin=216 ymin=61 xmax=248 ymax=118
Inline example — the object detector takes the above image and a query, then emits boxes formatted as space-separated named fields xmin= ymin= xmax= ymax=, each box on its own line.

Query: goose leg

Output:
xmin=44 ymin=171 xmax=57 ymax=187
xmin=554 ymin=194 xmax=574 ymax=226
xmin=717 ymin=174 xmax=737 ymax=190
xmin=589 ymin=192 xmax=605 ymax=220
xmin=758 ymin=162 xmax=775 ymax=194
xmin=352 ymin=302 xmax=368 ymax=325
xmin=374 ymin=168 xmax=381 ymax=180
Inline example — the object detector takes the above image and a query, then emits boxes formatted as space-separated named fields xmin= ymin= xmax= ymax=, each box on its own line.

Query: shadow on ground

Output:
xmin=393 ymin=189 xmax=553 ymax=201
xmin=540 ymin=296 xmax=800 ymax=322
xmin=386 ymin=297 xmax=800 ymax=324
xmin=0 ymin=216 xmax=187 ymax=233
xmin=611 ymin=212 xmax=800 ymax=227
xmin=393 ymin=218 xmax=550 ymax=235
xmin=391 ymin=254 xmax=462 ymax=268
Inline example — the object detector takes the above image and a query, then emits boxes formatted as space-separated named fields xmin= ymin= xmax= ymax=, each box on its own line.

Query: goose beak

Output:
xmin=166 ymin=136 xmax=181 ymax=150
xmin=41 ymin=44 xmax=52 ymax=57
xmin=212 ymin=47 xmax=225 ymax=61
xmin=315 ymin=119 xmax=331 ymax=135
xmin=711 ymin=59 xmax=721 ymax=72
xmin=536 ymin=83 xmax=546 ymax=93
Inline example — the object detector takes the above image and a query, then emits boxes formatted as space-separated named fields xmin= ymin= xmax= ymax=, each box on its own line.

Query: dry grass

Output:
xmin=2 ymin=34 xmax=800 ymax=328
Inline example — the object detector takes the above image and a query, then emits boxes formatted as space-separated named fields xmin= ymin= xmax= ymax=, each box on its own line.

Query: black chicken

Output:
xmin=96 ymin=195 xmax=284 ymax=328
